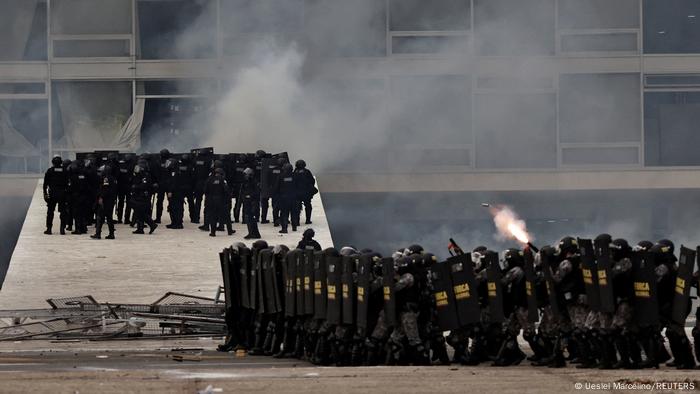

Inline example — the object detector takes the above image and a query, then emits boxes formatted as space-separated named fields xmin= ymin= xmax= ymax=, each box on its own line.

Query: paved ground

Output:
xmin=0 ymin=180 xmax=333 ymax=309
xmin=0 ymin=338 xmax=697 ymax=394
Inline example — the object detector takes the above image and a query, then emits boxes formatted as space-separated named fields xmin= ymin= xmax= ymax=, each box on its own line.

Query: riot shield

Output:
xmin=326 ymin=253 xmax=342 ymax=325
xmin=631 ymin=251 xmax=660 ymax=327
xmin=523 ymin=249 xmax=539 ymax=323
xmin=578 ymin=238 xmax=601 ymax=312
xmin=382 ymin=257 xmax=397 ymax=327
xmin=261 ymin=249 xmax=279 ymax=314
xmin=252 ymin=248 xmax=266 ymax=315
xmin=594 ymin=239 xmax=615 ymax=313
xmin=671 ymin=246 xmax=696 ymax=325
xmin=293 ymin=249 xmax=306 ymax=316
xmin=356 ymin=254 xmax=372 ymax=329
xmin=541 ymin=251 xmax=562 ymax=319
xmin=260 ymin=158 xmax=276 ymax=200
xmin=284 ymin=248 xmax=296 ymax=318
xmin=272 ymin=249 xmax=287 ymax=316
xmin=446 ymin=254 xmax=479 ymax=327
xmin=304 ymin=249 xmax=315 ymax=315
xmin=431 ymin=260 xmax=460 ymax=331
xmin=341 ymin=256 xmax=357 ymax=325
xmin=238 ymin=246 xmax=251 ymax=309
xmin=313 ymin=251 xmax=328 ymax=320
xmin=227 ymin=247 xmax=241 ymax=309
xmin=485 ymin=251 xmax=505 ymax=323
xmin=219 ymin=251 xmax=233 ymax=309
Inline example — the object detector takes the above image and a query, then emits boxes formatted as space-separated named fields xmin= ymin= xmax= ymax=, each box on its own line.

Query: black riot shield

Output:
xmin=293 ymin=250 xmax=306 ymax=317
xmin=594 ymin=239 xmax=615 ymax=313
xmin=303 ymin=250 xmax=315 ymax=315
xmin=341 ymin=256 xmax=357 ymax=325
xmin=541 ymin=251 xmax=562 ymax=318
xmin=523 ymin=249 xmax=539 ymax=323
xmin=238 ymin=246 xmax=252 ymax=310
xmin=219 ymin=251 xmax=233 ymax=309
xmin=578 ymin=238 xmax=601 ymax=312
xmin=227 ymin=247 xmax=241 ymax=309
xmin=431 ymin=260 xmax=460 ymax=331
xmin=446 ymin=254 xmax=479 ymax=327
xmin=260 ymin=158 xmax=276 ymax=200
xmin=672 ymin=246 xmax=696 ymax=325
xmin=631 ymin=251 xmax=660 ymax=327
xmin=356 ymin=254 xmax=372 ymax=329
xmin=326 ymin=254 xmax=342 ymax=324
xmin=261 ymin=249 xmax=279 ymax=314
xmin=284 ymin=249 xmax=297 ymax=318
xmin=485 ymin=251 xmax=505 ymax=323
xmin=250 ymin=248 xmax=265 ymax=315
xmin=382 ymin=257 xmax=397 ymax=327
xmin=313 ymin=251 xmax=328 ymax=320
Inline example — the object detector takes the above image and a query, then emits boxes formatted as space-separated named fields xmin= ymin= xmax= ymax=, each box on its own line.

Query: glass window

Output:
xmin=390 ymin=75 xmax=472 ymax=146
xmin=220 ymin=0 xmax=303 ymax=56
xmin=474 ymin=0 xmax=555 ymax=55
xmin=391 ymin=35 xmax=469 ymax=55
xmin=644 ymin=92 xmax=700 ymax=166
xmin=474 ymin=93 xmax=557 ymax=168
xmin=559 ymin=74 xmax=641 ymax=143
xmin=51 ymin=81 xmax=132 ymax=151
xmin=644 ymin=0 xmax=700 ymax=54
xmin=53 ymin=39 xmax=130 ymax=58
xmin=51 ymin=0 xmax=131 ymax=35
xmin=0 ymin=99 xmax=48 ymax=174
xmin=137 ymin=0 xmax=216 ymax=59
xmin=560 ymin=33 xmax=638 ymax=53
xmin=304 ymin=0 xmax=386 ymax=57
xmin=389 ymin=0 xmax=470 ymax=31
xmin=559 ymin=0 xmax=639 ymax=30
xmin=561 ymin=147 xmax=639 ymax=166
xmin=141 ymin=98 xmax=212 ymax=151
xmin=0 ymin=0 xmax=47 ymax=61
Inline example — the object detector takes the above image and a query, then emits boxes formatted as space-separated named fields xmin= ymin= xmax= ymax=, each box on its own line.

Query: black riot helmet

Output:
xmin=504 ymin=248 xmax=524 ymax=269
xmin=405 ymin=244 xmax=424 ymax=256
xmin=51 ymin=155 xmax=62 ymax=167
xmin=69 ymin=161 xmax=79 ymax=172
xmin=273 ymin=244 xmax=290 ymax=255
xmin=340 ymin=246 xmax=358 ymax=256
xmin=395 ymin=256 xmax=414 ymax=275
xmin=213 ymin=159 xmax=224 ymax=169
xmin=594 ymin=233 xmax=612 ymax=246
xmin=282 ymin=162 xmax=293 ymax=176
xmin=243 ymin=167 xmax=254 ymax=180
xmin=650 ymin=242 xmax=677 ymax=265
xmin=370 ymin=253 xmax=383 ymax=277
xmin=62 ymin=158 xmax=72 ymax=168
xmin=124 ymin=153 xmax=135 ymax=161
xmin=255 ymin=150 xmax=266 ymax=159
xmin=214 ymin=167 xmax=225 ymax=176
xmin=181 ymin=153 xmax=191 ymax=163
xmin=421 ymin=253 xmax=438 ymax=268
xmin=85 ymin=154 xmax=96 ymax=167
xmin=108 ymin=152 xmax=118 ymax=162
xmin=160 ymin=149 xmax=170 ymax=159
xmin=303 ymin=228 xmax=315 ymax=239
xmin=252 ymin=240 xmax=269 ymax=251
xmin=556 ymin=236 xmax=579 ymax=257
xmin=635 ymin=240 xmax=653 ymax=251
xmin=277 ymin=157 xmax=288 ymax=166
xmin=657 ymin=239 xmax=675 ymax=255
xmin=610 ymin=238 xmax=631 ymax=261
xmin=295 ymin=159 xmax=306 ymax=169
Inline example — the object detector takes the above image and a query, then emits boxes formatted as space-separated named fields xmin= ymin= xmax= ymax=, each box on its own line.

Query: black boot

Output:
xmin=525 ymin=334 xmax=547 ymax=363
xmin=452 ymin=344 xmax=468 ymax=364
xmin=410 ymin=344 xmax=431 ymax=366
xmin=364 ymin=338 xmax=382 ymax=366
xmin=675 ymin=336 xmax=696 ymax=370
xmin=432 ymin=340 xmax=451 ymax=366
xmin=575 ymin=332 xmax=596 ymax=369
xmin=294 ymin=331 xmax=306 ymax=359
xmin=262 ymin=329 xmax=275 ymax=356
xmin=598 ymin=334 xmax=617 ymax=369
xmin=693 ymin=326 xmax=700 ymax=366
xmin=464 ymin=336 xmax=487 ymax=365
xmin=313 ymin=335 xmax=330 ymax=365
xmin=612 ymin=334 xmax=633 ymax=369
xmin=247 ymin=332 xmax=266 ymax=356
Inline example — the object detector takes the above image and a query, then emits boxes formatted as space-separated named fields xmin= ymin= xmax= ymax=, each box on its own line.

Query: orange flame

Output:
xmin=491 ymin=205 xmax=531 ymax=245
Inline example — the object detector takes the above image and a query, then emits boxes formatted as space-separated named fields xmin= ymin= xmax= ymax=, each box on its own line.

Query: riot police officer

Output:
xmin=293 ymin=160 xmax=316 ymax=225
xmin=91 ymin=165 xmax=118 ymax=240
xmin=43 ymin=155 xmax=68 ymax=235
xmin=130 ymin=160 xmax=158 ymax=235
xmin=116 ymin=153 xmax=135 ymax=224
xmin=276 ymin=163 xmax=298 ymax=234
xmin=68 ymin=160 xmax=90 ymax=235
xmin=297 ymin=229 xmax=322 ymax=251
xmin=204 ymin=167 xmax=235 ymax=237
xmin=241 ymin=168 xmax=261 ymax=239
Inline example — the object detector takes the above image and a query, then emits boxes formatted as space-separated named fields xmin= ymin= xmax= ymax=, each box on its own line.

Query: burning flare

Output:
xmin=490 ymin=205 xmax=531 ymax=244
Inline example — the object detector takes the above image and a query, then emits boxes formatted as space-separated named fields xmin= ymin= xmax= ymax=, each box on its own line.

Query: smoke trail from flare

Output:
xmin=490 ymin=205 xmax=531 ymax=244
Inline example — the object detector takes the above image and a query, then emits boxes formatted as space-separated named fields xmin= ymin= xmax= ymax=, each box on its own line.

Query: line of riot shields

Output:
xmin=218 ymin=237 xmax=700 ymax=369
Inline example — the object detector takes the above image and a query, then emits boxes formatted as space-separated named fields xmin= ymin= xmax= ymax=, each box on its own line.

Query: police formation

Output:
xmin=217 ymin=235 xmax=700 ymax=369
xmin=42 ymin=148 xmax=318 ymax=239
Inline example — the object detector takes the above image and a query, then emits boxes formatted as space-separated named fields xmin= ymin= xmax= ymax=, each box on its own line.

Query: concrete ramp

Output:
xmin=0 ymin=180 xmax=333 ymax=309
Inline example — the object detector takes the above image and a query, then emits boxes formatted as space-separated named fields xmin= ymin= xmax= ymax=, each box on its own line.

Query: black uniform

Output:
xmin=130 ymin=166 xmax=158 ymax=234
xmin=115 ymin=155 xmax=135 ymax=224
xmin=275 ymin=163 xmax=298 ymax=233
xmin=43 ymin=157 xmax=69 ymax=235
xmin=68 ymin=162 xmax=91 ymax=234
xmin=241 ymin=169 xmax=261 ymax=239
xmin=204 ymin=170 xmax=234 ymax=236
xmin=92 ymin=168 xmax=118 ymax=239
xmin=167 ymin=157 xmax=193 ymax=229
xmin=293 ymin=160 xmax=316 ymax=225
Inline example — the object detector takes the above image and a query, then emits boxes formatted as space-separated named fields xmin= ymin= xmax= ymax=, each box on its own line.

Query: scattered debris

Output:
xmin=0 ymin=292 xmax=225 ymax=341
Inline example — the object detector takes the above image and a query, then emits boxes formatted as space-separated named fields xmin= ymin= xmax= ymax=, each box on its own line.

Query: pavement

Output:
xmin=0 ymin=338 xmax=698 ymax=394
